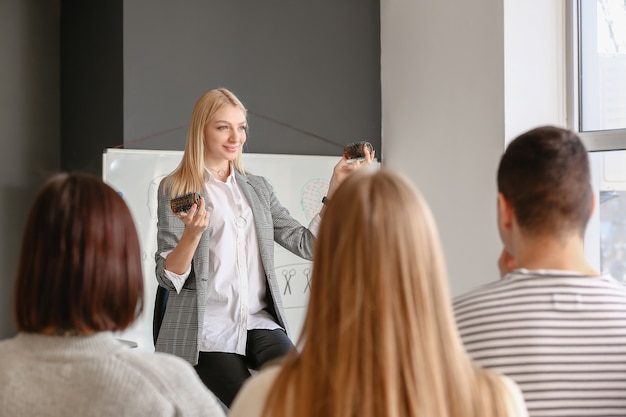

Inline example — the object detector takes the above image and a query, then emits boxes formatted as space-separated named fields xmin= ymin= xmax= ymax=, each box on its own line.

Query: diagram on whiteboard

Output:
xmin=300 ymin=178 xmax=329 ymax=221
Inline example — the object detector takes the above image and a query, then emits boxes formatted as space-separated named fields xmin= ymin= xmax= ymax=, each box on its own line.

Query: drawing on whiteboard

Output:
xmin=282 ymin=269 xmax=296 ymax=295
xmin=276 ymin=263 xmax=312 ymax=309
xmin=301 ymin=178 xmax=328 ymax=221
xmin=148 ymin=175 xmax=167 ymax=219
xmin=303 ymin=266 xmax=311 ymax=293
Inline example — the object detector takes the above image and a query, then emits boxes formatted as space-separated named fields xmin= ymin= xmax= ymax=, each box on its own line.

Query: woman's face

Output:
xmin=203 ymin=104 xmax=247 ymax=165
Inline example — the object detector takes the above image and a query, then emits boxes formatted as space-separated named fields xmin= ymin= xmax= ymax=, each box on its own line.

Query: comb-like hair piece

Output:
xmin=170 ymin=192 xmax=201 ymax=214
xmin=343 ymin=141 xmax=373 ymax=163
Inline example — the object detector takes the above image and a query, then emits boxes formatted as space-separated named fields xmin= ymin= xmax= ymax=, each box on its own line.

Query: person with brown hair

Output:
xmin=229 ymin=168 xmax=528 ymax=417
xmin=154 ymin=88 xmax=374 ymax=408
xmin=0 ymin=173 xmax=224 ymax=417
xmin=454 ymin=126 xmax=626 ymax=416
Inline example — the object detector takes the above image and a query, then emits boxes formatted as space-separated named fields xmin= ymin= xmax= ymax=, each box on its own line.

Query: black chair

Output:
xmin=152 ymin=286 xmax=169 ymax=345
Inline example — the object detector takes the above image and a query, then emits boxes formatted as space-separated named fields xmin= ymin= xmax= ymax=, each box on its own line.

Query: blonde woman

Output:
xmin=229 ymin=169 xmax=528 ymax=417
xmin=154 ymin=88 xmax=374 ymax=408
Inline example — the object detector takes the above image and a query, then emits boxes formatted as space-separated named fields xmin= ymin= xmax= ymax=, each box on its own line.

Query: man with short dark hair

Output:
xmin=453 ymin=126 xmax=626 ymax=417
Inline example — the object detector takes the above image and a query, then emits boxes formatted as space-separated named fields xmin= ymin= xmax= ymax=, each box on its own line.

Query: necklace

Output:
xmin=207 ymin=166 xmax=228 ymax=178
xmin=235 ymin=216 xmax=247 ymax=228
xmin=208 ymin=164 xmax=246 ymax=227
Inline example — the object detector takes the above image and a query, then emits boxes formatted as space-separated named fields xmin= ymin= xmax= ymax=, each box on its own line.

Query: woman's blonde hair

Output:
xmin=262 ymin=168 xmax=523 ymax=417
xmin=164 ymin=88 xmax=247 ymax=197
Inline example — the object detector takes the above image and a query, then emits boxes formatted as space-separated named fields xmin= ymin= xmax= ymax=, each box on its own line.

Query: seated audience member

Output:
xmin=0 ymin=173 xmax=225 ymax=417
xmin=453 ymin=126 xmax=626 ymax=417
xmin=229 ymin=168 xmax=528 ymax=417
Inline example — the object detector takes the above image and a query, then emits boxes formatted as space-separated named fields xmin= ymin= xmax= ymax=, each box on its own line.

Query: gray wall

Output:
xmin=123 ymin=0 xmax=381 ymax=158
xmin=0 ymin=0 xmax=61 ymax=338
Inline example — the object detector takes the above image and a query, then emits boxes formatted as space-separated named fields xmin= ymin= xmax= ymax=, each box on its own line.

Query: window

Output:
xmin=570 ymin=0 xmax=626 ymax=150
xmin=595 ymin=151 xmax=626 ymax=281
xmin=570 ymin=1 xmax=626 ymax=278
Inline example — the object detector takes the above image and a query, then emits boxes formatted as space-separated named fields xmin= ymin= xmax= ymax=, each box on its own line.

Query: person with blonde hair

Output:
xmin=0 ymin=173 xmax=224 ymax=417
xmin=154 ymin=88 xmax=374 ymax=408
xmin=229 ymin=168 xmax=528 ymax=417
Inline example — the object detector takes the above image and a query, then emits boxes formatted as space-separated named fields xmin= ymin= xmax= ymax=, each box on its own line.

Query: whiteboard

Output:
xmin=102 ymin=148 xmax=340 ymax=351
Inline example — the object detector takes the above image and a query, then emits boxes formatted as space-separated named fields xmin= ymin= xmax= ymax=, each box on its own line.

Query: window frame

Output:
xmin=567 ymin=0 xmax=626 ymax=152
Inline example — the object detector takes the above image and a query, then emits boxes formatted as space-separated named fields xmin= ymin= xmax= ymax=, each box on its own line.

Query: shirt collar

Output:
xmin=506 ymin=268 xmax=602 ymax=279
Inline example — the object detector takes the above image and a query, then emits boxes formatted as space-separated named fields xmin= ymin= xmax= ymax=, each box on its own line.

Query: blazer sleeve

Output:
xmin=256 ymin=175 xmax=315 ymax=261
xmin=154 ymin=178 xmax=185 ymax=291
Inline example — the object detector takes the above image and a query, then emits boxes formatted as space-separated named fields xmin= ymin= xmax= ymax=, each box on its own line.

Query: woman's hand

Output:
xmin=326 ymin=144 xmax=376 ymax=199
xmin=165 ymin=197 xmax=210 ymax=275
xmin=178 ymin=197 xmax=210 ymax=237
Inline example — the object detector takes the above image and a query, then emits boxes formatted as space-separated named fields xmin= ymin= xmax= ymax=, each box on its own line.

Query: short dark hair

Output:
xmin=497 ymin=126 xmax=592 ymax=237
xmin=13 ymin=173 xmax=144 ymax=333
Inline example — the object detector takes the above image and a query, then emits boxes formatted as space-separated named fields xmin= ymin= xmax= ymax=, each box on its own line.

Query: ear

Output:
xmin=497 ymin=193 xmax=514 ymax=232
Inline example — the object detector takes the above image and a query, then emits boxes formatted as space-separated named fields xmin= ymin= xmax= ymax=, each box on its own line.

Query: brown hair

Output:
xmin=164 ymin=88 xmax=248 ymax=198
xmin=13 ymin=173 xmax=144 ymax=334
xmin=261 ymin=169 xmax=524 ymax=417
xmin=497 ymin=125 xmax=592 ymax=238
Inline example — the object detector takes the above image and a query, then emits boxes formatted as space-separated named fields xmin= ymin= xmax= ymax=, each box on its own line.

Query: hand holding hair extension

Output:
xmin=170 ymin=192 xmax=201 ymax=214
xmin=343 ymin=141 xmax=374 ymax=163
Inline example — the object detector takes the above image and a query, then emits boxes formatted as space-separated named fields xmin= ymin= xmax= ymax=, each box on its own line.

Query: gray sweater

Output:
xmin=0 ymin=332 xmax=225 ymax=417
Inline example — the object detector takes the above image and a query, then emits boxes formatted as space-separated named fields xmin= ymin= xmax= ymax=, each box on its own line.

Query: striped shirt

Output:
xmin=453 ymin=269 xmax=626 ymax=417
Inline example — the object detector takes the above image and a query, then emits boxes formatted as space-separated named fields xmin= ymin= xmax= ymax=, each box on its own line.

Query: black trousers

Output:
xmin=194 ymin=328 xmax=294 ymax=408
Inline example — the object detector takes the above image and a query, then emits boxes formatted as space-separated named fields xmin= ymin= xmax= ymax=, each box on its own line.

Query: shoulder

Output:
xmin=0 ymin=336 xmax=20 ymax=359
xmin=230 ymin=365 xmax=281 ymax=417
xmin=595 ymin=274 xmax=626 ymax=291
xmin=451 ymin=278 xmax=527 ymax=335
xmin=114 ymin=350 xmax=224 ymax=416
xmin=119 ymin=349 xmax=198 ymax=382
xmin=452 ymin=279 xmax=509 ymax=309
xmin=236 ymin=172 xmax=276 ymax=203
xmin=158 ymin=176 xmax=172 ymax=193
xmin=238 ymin=171 xmax=270 ymax=188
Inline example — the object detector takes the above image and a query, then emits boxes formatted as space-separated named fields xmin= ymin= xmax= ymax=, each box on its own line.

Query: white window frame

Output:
xmin=566 ymin=0 xmax=626 ymax=151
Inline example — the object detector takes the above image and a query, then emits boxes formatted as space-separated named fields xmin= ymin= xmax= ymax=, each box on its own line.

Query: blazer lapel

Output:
xmin=235 ymin=172 xmax=274 ymax=273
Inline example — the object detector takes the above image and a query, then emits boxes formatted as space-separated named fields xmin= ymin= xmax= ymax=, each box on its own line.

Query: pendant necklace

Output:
xmin=235 ymin=215 xmax=247 ymax=228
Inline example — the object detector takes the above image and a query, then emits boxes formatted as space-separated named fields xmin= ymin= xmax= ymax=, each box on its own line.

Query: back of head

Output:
xmin=309 ymin=168 xmax=453 ymax=354
xmin=13 ymin=173 xmax=144 ymax=334
xmin=280 ymin=168 xmax=481 ymax=416
xmin=497 ymin=126 xmax=592 ymax=238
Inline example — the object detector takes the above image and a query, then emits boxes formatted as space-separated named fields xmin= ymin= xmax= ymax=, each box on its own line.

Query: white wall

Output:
xmin=381 ymin=0 xmax=567 ymax=295
xmin=504 ymin=0 xmax=567 ymax=142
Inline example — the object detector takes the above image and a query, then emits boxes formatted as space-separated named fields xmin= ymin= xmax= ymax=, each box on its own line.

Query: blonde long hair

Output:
xmin=262 ymin=169 xmax=523 ymax=417
xmin=164 ymin=88 xmax=247 ymax=197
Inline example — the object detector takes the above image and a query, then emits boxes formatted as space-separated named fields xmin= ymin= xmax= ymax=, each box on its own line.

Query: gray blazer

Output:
xmin=154 ymin=171 xmax=315 ymax=365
